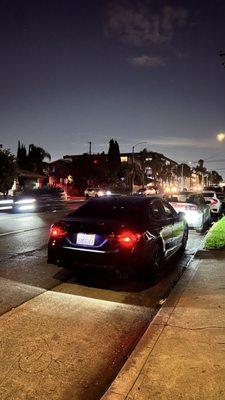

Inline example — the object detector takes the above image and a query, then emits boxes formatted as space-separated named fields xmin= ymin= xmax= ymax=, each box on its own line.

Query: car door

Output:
xmin=149 ymin=199 xmax=174 ymax=256
xmin=162 ymin=200 xmax=184 ymax=249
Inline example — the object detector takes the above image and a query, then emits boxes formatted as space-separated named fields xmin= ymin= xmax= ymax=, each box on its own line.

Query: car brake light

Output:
xmin=118 ymin=231 xmax=142 ymax=248
xmin=50 ymin=224 xmax=68 ymax=238
xmin=211 ymin=199 xmax=219 ymax=205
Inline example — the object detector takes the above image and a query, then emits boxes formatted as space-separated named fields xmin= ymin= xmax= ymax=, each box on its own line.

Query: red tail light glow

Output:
xmin=118 ymin=231 xmax=142 ymax=248
xmin=50 ymin=224 xmax=68 ymax=238
xmin=211 ymin=199 xmax=219 ymax=205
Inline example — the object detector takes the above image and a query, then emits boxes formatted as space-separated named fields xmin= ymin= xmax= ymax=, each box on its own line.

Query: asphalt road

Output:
xmin=0 ymin=206 xmax=204 ymax=400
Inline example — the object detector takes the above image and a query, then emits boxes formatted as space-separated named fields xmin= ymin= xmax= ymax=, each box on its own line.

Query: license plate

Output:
xmin=76 ymin=233 xmax=95 ymax=246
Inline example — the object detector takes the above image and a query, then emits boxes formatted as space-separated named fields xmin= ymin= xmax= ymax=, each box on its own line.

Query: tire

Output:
xmin=85 ymin=194 xmax=89 ymax=199
xmin=150 ymin=243 xmax=164 ymax=275
xmin=181 ymin=225 xmax=188 ymax=250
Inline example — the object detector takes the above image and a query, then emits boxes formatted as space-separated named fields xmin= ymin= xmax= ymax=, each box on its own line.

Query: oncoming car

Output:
xmin=165 ymin=192 xmax=211 ymax=232
xmin=13 ymin=187 xmax=67 ymax=212
xmin=48 ymin=196 xmax=188 ymax=278
xmin=84 ymin=187 xmax=112 ymax=198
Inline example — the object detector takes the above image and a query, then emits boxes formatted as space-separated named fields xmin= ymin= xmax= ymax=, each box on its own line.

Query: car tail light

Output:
xmin=117 ymin=230 xmax=142 ymax=248
xmin=185 ymin=205 xmax=197 ymax=211
xmin=211 ymin=199 xmax=219 ymax=205
xmin=50 ymin=223 xmax=68 ymax=238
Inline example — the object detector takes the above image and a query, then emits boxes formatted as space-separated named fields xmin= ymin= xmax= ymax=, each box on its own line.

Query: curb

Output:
xmin=101 ymin=255 xmax=201 ymax=400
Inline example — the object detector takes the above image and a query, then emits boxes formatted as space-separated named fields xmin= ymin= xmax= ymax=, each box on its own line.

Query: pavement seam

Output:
xmin=102 ymin=255 xmax=200 ymax=400
xmin=162 ymin=323 xmax=225 ymax=331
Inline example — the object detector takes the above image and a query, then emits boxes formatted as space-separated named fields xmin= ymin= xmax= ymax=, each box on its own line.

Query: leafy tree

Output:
xmin=195 ymin=159 xmax=206 ymax=184
xmin=27 ymin=144 xmax=51 ymax=173
xmin=108 ymin=139 xmax=121 ymax=179
xmin=150 ymin=153 xmax=163 ymax=184
xmin=17 ymin=141 xmax=28 ymax=169
xmin=176 ymin=163 xmax=191 ymax=178
xmin=16 ymin=142 xmax=51 ymax=174
xmin=0 ymin=148 xmax=18 ymax=194
xmin=210 ymin=170 xmax=223 ymax=185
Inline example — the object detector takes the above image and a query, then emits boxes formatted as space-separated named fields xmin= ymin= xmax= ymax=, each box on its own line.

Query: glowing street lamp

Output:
xmin=217 ymin=132 xmax=225 ymax=142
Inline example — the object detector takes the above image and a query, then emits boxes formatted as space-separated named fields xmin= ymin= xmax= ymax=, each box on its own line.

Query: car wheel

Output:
xmin=151 ymin=243 xmax=164 ymax=275
xmin=85 ymin=194 xmax=89 ymax=199
xmin=181 ymin=225 xmax=188 ymax=250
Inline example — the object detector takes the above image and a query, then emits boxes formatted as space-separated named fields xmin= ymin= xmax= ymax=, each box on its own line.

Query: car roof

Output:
xmin=88 ymin=195 xmax=161 ymax=206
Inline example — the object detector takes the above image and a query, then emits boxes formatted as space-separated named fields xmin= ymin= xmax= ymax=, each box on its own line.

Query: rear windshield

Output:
xmin=68 ymin=199 xmax=147 ymax=222
xmin=203 ymin=192 xmax=214 ymax=197
xmin=166 ymin=194 xmax=199 ymax=204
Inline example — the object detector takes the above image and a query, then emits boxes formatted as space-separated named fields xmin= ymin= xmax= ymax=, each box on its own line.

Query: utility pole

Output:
xmin=131 ymin=141 xmax=148 ymax=194
xmin=88 ymin=141 xmax=92 ymax=155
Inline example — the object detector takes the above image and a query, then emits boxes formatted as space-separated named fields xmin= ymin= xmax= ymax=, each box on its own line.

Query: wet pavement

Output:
xmin=0 ymin=208 xmax=204 ymax=400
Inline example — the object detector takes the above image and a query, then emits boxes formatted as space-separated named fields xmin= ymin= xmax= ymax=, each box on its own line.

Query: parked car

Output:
xmin=13 ymin=187 xmax=67 ymax=212
xmin=165 ymin=192 xmax=211 ymax=232
xmin=84 ymin=187 xmax=112 ymax=198
xmin=202 ymin=191 xmax=222 ymax=215
xmin=48 ymin=196 xmax=188 ymax=277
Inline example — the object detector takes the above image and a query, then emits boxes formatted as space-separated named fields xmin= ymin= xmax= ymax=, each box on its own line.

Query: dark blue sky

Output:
xmin=1 ymin=0 xmax=225 ymax=174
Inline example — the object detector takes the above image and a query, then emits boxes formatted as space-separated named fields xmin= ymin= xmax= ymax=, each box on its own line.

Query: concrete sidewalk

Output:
xmin=102 ymin=249 xmax=225 ymax=400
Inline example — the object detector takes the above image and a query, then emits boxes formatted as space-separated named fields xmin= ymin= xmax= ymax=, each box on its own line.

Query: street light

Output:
xmin=217 ymin=132 xmax=225 ymax=142
xmin=131 ymin=141 xmax=148 ymax=193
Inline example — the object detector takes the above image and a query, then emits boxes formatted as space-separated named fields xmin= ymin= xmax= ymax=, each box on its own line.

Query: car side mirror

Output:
xmin=178 ymin=211 xmax=186 ymax=221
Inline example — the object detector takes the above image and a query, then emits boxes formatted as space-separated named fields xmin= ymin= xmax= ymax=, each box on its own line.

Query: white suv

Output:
xmin=202 ymin=191 xmax=222 ymax=214
xmin=84 ymin=187 xmax=111 ymax=199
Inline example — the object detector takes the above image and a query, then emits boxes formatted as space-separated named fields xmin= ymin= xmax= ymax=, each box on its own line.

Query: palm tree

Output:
xmin=28 ymin=145 xmax=51 ymax=174
xmin=195 ymin=159 xmax=206 ymax=185
xmin=150 ymin=153 xmax=163 ymax=185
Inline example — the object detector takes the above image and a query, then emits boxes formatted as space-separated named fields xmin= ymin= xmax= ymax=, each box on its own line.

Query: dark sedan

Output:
xmin=47 ymin=196 xmax=188 ymax=277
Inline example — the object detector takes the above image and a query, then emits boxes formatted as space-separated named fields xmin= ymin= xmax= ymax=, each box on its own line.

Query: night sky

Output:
xmin=1 ymin=0 xmax=225 ymax=175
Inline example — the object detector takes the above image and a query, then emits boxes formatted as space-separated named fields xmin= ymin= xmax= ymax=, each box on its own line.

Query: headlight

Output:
xmin=18 ymin=204 xmax=36 ymax=211
xmin=106 ymin=190 xmax=112 ymax=195
xmin=15 ymin=198 xmax=36 ymax=205
xmin=0 ymin=199 xmax=13 ymax=204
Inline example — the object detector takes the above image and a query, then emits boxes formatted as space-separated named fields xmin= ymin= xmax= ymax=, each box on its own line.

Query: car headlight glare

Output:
xmin=15 ymin=198 xmax=36 ymax=205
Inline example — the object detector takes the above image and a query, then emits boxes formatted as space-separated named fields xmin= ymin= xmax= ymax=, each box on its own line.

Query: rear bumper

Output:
xmin=47 ymin=242 xmax=147 ymax=273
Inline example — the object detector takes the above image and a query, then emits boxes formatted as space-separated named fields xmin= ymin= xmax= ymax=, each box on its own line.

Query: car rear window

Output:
xmin=203 ymin=192 xmax=214 ymax=197
xmin=68 ymin=199 xmax=147 ymax=223
xmin=166 ymin=194 xmax=197 ymax=204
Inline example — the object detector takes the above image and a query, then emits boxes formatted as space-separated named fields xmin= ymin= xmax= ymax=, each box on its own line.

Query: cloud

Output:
xmin=104 ymin=2 xmax=189 ymax=46
xmin=119 ymin=136 xmax=215 ymax=149
xmin=130 ymin=54 xmax=165 ymax=67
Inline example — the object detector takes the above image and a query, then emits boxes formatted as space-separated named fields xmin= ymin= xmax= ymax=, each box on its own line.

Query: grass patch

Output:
xmin=204 ymin=216 xmax=225 ymax=250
